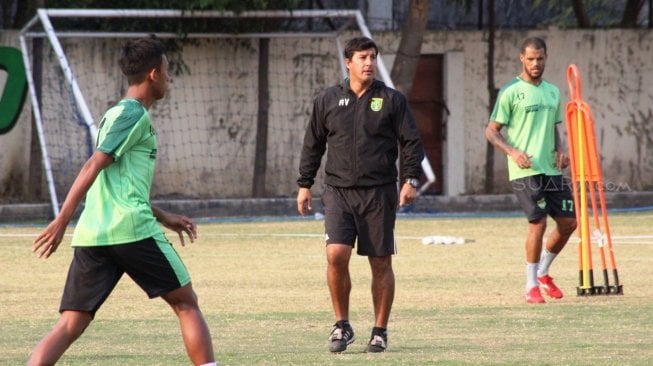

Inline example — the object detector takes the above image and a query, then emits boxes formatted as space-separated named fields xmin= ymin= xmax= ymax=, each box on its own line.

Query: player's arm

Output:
xmin=152 ymin=206 xmax=197 ymax=246
xmin=32 ymin=151 xmax=114 ymax=258
xmin=485 ymin=121 xmax=532 ymax=169
xmin=397 ymin=95 xmax=423 ymax=207
xmin=296 ymin=96 xmax=327 ymax=216
xmin=485 ymin=121 xmax=514 ymax=155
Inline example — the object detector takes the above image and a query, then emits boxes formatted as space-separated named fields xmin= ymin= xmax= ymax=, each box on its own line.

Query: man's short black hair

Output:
xmin=118 ymin=38 xmax=166 ymax=84
xmin=521 ymin=37 xmax=547 ymax=54
xmin=344 ymin=37 xmax=379 ymax=59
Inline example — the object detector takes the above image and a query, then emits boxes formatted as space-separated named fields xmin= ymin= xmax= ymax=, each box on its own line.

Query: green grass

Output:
xmin=1 ymin=212 xmax=652 ymax=365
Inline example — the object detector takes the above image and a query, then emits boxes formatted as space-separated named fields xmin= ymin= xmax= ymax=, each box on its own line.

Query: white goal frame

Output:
xmin=20 ymin=8 xmax=436 ymax=216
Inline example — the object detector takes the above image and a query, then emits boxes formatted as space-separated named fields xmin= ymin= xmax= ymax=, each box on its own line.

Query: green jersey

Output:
xmin=490 ymin=77 xmax=562 ymax=181
xmin=72 ymin=99 xmax=163 ymax=246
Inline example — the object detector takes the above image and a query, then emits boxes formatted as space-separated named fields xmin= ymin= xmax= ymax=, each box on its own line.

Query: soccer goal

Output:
xmin=20 ymin=8 xmax=436 ymax=217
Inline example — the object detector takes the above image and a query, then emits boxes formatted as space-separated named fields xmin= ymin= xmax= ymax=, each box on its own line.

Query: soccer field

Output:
xmin=1 ymin=212 xmax=652 ymax=365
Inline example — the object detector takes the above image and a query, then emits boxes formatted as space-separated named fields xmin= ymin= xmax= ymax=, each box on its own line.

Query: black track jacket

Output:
xmin=297 ymin=79 xmax=424 ymax=189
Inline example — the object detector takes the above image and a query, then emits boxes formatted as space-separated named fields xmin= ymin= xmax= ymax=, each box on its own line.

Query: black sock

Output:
xmin=336 ymin=320 xmax=350 ymax=329
xmin=372 ymin=326 xmax=387 ymax=335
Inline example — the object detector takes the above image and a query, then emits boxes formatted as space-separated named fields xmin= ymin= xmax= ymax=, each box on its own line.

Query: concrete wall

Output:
xmin=375 ymin=28 xmax=653 ymax=194
xmin=1 ymin=28 xmax=652 ymax=202
xmin=0 ymin=31 xmax=32 ymax=201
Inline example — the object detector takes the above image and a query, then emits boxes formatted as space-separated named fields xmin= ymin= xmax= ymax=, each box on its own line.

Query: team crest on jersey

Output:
xmin=370 ymin=98 xmax=383 ymax=112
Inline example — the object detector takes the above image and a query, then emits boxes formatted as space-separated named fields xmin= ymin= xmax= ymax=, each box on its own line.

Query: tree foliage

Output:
xmin=446 ymin=0 xmax=648 ymax=29
xmin=532 ymin=0 xmax=646 ymax=28
xmin=0 ymin=0 xmax=303 ymax=29
xmin=2 ymin=0 xmax=305 ymax=74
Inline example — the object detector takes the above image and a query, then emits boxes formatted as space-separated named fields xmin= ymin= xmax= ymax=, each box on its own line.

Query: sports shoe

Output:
xmin=525 ymin=286 xmax=545 ymax=304
xmin=364 ymin=330 xmax=387 ymax=353
xmin=328 ymin=322 xmax=355 ymax=353
xmin=538 ymin=275 xmax=564 ymax=299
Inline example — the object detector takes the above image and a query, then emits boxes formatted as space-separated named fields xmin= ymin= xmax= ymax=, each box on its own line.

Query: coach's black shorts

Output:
xmin=321 ymin=183 xmax=398 ymax=256
xmin=512 ymin=174 xmax=575 ymax=223
xmin=60 ymin=236 xmax=191 ymax=317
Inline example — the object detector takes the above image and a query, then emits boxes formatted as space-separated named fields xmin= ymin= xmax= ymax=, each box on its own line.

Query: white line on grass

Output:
xmin=3 ymin=232 xmax=653 ymax=244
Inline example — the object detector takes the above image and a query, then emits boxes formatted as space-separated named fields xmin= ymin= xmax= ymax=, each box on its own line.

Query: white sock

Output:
xmin=200 ymin=363 xmax=217 ymax=366
xmin=537 ymin=249 xmax=557 ymax=277
xmin=526 ymin=262 xmax=539 ymax=291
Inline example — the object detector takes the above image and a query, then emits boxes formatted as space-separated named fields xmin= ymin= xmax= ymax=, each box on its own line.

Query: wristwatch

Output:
xmin=405 ymin=178 xmax=419 ymax=188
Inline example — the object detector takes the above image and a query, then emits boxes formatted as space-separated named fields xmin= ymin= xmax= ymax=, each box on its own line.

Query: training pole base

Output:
xmin=576 ymin=285 xmax=624 ymax=296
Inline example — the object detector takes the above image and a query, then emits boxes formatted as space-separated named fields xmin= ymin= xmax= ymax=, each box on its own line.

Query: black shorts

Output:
xmin=321 ymin=184 xmax=398 ymax=256
xmin=60 ymin=237 xmax=190 ymax=317
xmin=512 ymin=174 xmax=575 ymax=223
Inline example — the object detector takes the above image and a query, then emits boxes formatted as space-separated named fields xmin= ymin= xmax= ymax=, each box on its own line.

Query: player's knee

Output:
xmin=369 ymin=256 xmax=392 ymax=273
xmin=326 ymin=244 xmax=352 ymax=268
xmin=163 ymin=285 xmax=200 ymax=310
xmin=560 ymin=218 xmax=577 ymax=235
xmin=60 ymin=311 xmax=92 ymax=340
xmin=528 ymin=217 xmax=547 ymax=234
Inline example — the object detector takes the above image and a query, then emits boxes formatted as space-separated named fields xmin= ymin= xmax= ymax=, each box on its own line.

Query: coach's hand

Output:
xmin=399 ymin=183 xmax=417 ymax=207
xmin=297 ymin=187 xmax=312 ymax=216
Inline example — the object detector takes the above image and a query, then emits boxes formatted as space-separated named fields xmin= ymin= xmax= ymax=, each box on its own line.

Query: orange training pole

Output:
xmin=565 ymin=64 xmax=622 ymax=296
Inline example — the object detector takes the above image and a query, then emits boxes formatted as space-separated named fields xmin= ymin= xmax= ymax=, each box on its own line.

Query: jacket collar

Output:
xmin=342 ymin=78 xmax=385 ymax=94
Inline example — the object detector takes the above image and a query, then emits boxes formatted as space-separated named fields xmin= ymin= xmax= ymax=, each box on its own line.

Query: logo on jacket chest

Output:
xmin=336 ymin=97 xmax=384 ymax=111
xmin=370 ymin=98 xmax=383 ymax=112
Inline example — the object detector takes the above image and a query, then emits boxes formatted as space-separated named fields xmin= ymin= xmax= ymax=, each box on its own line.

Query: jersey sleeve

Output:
xmin=97 ymin=104 xmax=147 ymax=159
xmin=490 ymin=87 xmax=512 ymax=125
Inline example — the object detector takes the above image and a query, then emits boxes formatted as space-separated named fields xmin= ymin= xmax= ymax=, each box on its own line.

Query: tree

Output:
xmin=484 ymin=0 xmax=496 ymax=193
xmin=621 ymin=0 xmax=646 ymax=27
xmin=389 ymin=0 xmax=430 ymax=94
xmin=571 ymin=0 xmax=592 ymax=28
xmin=534 ymin=0 xmax=647 ymax=28
xmin=569 ymin=0 xmax=645 ymax=28
xmin=0 ymin=0 xmax=302 ymax=29
xmin=1 ymin=0 xmax=35 ymax=29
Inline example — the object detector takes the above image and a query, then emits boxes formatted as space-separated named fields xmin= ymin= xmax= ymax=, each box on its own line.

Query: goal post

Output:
xmin=20 ymin=8 xmax=436 ymax=217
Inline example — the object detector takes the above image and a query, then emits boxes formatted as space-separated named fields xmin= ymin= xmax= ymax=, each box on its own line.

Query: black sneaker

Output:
xmin=364 ymin=330 xmax=387 ymax=353
xmin=328 ymin=322 xmax=355 ymax=353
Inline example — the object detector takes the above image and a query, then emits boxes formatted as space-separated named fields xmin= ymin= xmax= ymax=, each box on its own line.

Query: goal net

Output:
xmin=20 ymin=9 xmax=433 ymax=216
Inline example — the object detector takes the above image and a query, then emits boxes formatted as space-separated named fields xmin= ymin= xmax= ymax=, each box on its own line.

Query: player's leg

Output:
xmin=512 ymin=175 xmax=548 ymax=303
xmin=526 ymin=217 xmax=547 ymax=263
xmin=325 ymin=244 xmax=356 ymax=353
xmin=27 ymin=311 xmax=92 ymax=366
xmin=543 ymin=175 xmax=577 ymax=255
xmin=537 ymin=175 xmax=577 ymax=298
xmin=545 ymin=216 xmax=576 ymax=254
xmin=368 ymin=255 xmax=394 ymax=327
xmin=322 ymin=185 xmax=357 ymax=352
xmin=536 ymin=215 xmax=574 ymax=299
xmin=326 ymin=243 xmax=353 ymax=322
xmin=365 ymin=255 xmax=393 ymax=353
xmin=115 ymin=237 xmax=215 ymax=364
xmin=29 ymin=247 xmax=121 ymax=365
xmin=357 ymin=184 xmax=397 ymax=352
xmin=525 ymin=216 xmax=547 ymax=295
xmin=162 ymin=284 xmax=215 ymax=364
